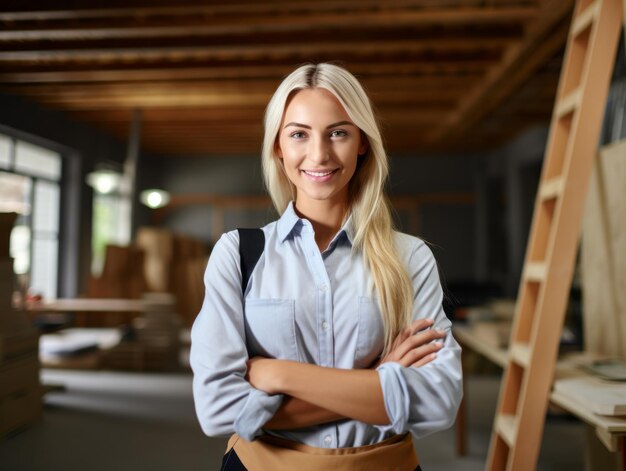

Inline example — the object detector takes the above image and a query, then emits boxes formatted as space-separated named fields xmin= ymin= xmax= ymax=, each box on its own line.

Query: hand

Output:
xmin=246 ymin=357 xmax=280 ymax=394
xmin=377 ymin=318 xmax=446 ymax=368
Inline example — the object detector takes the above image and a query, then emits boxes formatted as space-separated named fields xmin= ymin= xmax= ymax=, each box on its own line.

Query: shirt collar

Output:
xmin=277 ymin=201 xmax=302 ymax=242
xmin=277 ymin=201 xmax=355 ymax=246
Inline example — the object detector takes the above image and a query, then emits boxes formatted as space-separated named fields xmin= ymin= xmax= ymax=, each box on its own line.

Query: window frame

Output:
xmin=0 ymin=124 xmax=80 ymax=299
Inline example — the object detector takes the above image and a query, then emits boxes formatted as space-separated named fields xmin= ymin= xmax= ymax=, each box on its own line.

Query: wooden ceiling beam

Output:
xmin=429 ymin=0 xmax=573 ymax=143
xmin=6 ymin=74 xmax=473 ymax=109
xmin=70 ymin=105 xmax=452 ymax=124
xmin=13 ymin=91 xmax=271 ymax=108
xmin=5 ymin=76 xmax=479 ymax=101
xmin=70 ymin=108 xmax=265 ymax=122
xmin=6 ymin=74 xmax=478 ymax=92
xmin=0 ymin=7 xmax=536 ymax=42
xmin=9 ymin=89 xmax=462 ymax=110
xmin=0 ymin=62 xmax=492 ymax=84
xmin=0 ymin=2 xmax=537 ymax=23
xmin=0 ymin=38 xmax=513 ymax=64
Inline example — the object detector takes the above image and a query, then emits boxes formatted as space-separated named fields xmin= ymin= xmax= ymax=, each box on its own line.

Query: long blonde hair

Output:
xmin=262 ymin=63 xmax=413 ymax=355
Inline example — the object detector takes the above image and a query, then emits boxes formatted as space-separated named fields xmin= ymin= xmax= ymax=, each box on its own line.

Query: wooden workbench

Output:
xmin=453 ymin=322 xmax=626 ymax=467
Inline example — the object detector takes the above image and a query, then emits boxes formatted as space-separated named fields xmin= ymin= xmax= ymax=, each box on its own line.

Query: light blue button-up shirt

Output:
xmin=190 ymin=202 xmax=462 ymax=448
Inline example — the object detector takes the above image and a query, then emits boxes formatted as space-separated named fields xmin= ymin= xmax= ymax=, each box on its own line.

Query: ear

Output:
xmin=274 ymin=139 xmax=283 ymax=159
xmin=358 ymin=133 xmax=369 ymax=156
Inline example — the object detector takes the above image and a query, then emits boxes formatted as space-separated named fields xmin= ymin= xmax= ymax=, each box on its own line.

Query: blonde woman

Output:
xmin=191 ymin=63 xmax=462 ymax=470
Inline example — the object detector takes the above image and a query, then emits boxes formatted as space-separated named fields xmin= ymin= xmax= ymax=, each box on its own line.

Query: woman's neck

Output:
xmin=294 ymin=199 xmax=347 ymax=252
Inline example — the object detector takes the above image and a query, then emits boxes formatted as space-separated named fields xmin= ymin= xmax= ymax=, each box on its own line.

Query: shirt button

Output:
xmin=323 ymin=435 xmax=332 ymax=445
xmin=322 ymin=321 xmax=329 ymax=331
xmin=320 ymin=283 xmax=328 ymax=291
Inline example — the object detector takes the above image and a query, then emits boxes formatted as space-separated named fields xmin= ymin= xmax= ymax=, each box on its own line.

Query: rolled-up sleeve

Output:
xmin=190 ymin=231 xmax=283 ymax=440
xmin=376 ymin=240 xmax=463 ymax=438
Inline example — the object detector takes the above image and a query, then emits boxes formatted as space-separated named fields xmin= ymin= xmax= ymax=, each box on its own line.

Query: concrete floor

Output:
xmin=0 ymin=369 xmax=586 ymax=470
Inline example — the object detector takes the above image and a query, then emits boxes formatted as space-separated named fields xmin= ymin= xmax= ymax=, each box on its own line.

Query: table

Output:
xmin=23 ymin=297 xmax=174 ymax=328
xmin=453 ymin=322 xmax=626 ymax=468
xmin=26 ymin=298 xmax=149 ymax=313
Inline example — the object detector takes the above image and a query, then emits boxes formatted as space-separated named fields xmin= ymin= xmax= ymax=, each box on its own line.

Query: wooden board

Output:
xmin=453 ymin=324 xmax=509 ymax=367
xmin=581 ymin=139 xmax=626 ymax=360
xmin=553 ymin=376 xmax=626 ymax=416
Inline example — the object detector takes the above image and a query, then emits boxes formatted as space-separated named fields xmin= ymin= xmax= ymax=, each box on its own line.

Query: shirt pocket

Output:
xmin=354 ymin=296 xmax=385 ymax=368
xmin=244 ymin=298 xmax=298 ymax=361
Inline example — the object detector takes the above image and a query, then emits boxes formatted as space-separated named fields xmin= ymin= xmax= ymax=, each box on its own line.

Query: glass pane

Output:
xmin=31 ymin=237 xmax=58 ymax=300
xmin=10 ymin=224 xmax=31 ymax=275
xmin=91 ymin=194 xmax=131 ymax=275
xmin=33 ymin=180 xmax=59 ymax=234
xmin=0 ymin=134 xmax=11 ymax=169
xmin=118 ymin=196 xmax=131 ymax=244
xmin=15 ymin=140 xmax=61 ymax=180
xmin=0 ymin=171 xmax=32 ymax=214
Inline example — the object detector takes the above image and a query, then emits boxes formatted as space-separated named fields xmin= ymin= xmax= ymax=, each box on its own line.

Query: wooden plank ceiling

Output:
xmin=0 ymin=0 xmax=573 ymax=156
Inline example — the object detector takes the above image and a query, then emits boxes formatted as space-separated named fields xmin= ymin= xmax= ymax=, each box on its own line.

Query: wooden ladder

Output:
xmin=486 ymin=0 xmax=624 ymax=470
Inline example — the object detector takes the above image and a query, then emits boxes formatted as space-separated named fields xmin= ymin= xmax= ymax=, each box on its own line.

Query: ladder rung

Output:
xmin=510 ymin=342 xmax=531 ymax=368
xmin=572 ymin=1 xmax=600 ymax=37
xmin=556 ymin=88 xmax=582 ymax=118
xmin=525 ymin=261 xmax=547 ymax=282
xmin=496 ymin=414 xmax=518 ymax=447
xmin=539 ymin=176 xmax=565 ymax=200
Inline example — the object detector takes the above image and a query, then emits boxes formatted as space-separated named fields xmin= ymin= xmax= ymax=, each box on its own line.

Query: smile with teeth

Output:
xmin=302 ymin=169 xmax=337 ymax=177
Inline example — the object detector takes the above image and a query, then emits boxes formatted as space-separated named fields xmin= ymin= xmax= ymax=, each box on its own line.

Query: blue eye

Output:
xmin=290 ymin=131 xmax=306 ymax=139
xmin=330 ymin=130 xmax=347 ymax=138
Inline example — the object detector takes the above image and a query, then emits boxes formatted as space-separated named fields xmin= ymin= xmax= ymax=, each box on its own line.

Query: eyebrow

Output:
xmin=283 ymin=120 xmax=356 ymax=130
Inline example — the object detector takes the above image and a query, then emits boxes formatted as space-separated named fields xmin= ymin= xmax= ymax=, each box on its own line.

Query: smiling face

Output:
xmin=276 ymin=88 xmax=368 ymax=214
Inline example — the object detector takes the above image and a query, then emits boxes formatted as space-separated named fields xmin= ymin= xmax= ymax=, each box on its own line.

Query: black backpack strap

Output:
xmin=237 ymin=228 xmax=265 ymax=295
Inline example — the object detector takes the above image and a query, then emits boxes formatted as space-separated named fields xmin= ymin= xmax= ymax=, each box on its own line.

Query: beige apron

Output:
xmin=225 ymin=432 xmax=419 ymax=471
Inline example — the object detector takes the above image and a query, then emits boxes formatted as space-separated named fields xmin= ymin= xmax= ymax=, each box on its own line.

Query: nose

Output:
xmin=309 ymin=135 xmax=330 ymax=164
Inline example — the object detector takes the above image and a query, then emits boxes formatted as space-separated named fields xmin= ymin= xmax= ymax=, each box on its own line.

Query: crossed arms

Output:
xmin=247 ymin=318 xmax=446 ymax=429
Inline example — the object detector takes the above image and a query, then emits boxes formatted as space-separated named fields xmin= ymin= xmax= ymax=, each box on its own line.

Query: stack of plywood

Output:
xmin=170 ymin=233 xmax=207 ymax=326
xmin=85 ymin=244 xmax=149 ymax=327
xmin=0 ymin=213 xmax=41 ymax=438
xmin=88 ymin=244 xmax=148 ymax=300
xmin=135 ymin=227 xmax=173 ymax=293
xmin=101 ymin=293 xmax=181 ymax=371
xmin=135 ymin=227 xmax=208 ymax=327
xmin=582 ymin=139 xmax=626 ymax=360
xmin=85 ymin=228 xmax=207 ymax=329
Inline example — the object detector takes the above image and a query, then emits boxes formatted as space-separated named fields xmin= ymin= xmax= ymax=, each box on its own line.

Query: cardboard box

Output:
xmin=0 ymin=306 xmax=31 ymax=335
xmin=0 ymin=329 xmax=39 ymax=363
xmin=0 ymin=386 xmax=42 ymax=438
xmin=0 ymin=354 xmax=40 ymax=398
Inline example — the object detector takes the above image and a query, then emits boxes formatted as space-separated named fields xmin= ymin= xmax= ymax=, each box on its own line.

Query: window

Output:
xmin=92 ymin=191 xmax=131 ymax=276
xmin=0 ymin=135 xmax=11 ymax=169
xmin=0 ymin=133 xmax=62 ymax=300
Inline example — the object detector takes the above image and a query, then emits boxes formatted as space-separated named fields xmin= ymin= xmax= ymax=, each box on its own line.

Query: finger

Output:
xmin=412 ymin=353 xmax=438 ymax=368
xmin=395 ymin=328 xmax=445 ymax=359
xmin=387 ymin=323 xmax=419 ymax=359
xmin=407 ymin=318 xmax=434 ymax=335
xmin=410 ymin=327 xmax=446 ymax=345
xmin=385 ymin=320 xmax=443 ymax=363
xmin=393 ymin=319 xmax=434 ymax=351
xmin=397 ymin=341 xmax=443 ymax=367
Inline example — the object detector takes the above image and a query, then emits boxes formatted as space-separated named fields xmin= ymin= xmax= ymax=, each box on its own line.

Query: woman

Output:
xmin=190 ymin=63 xmax=462 ymax=470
